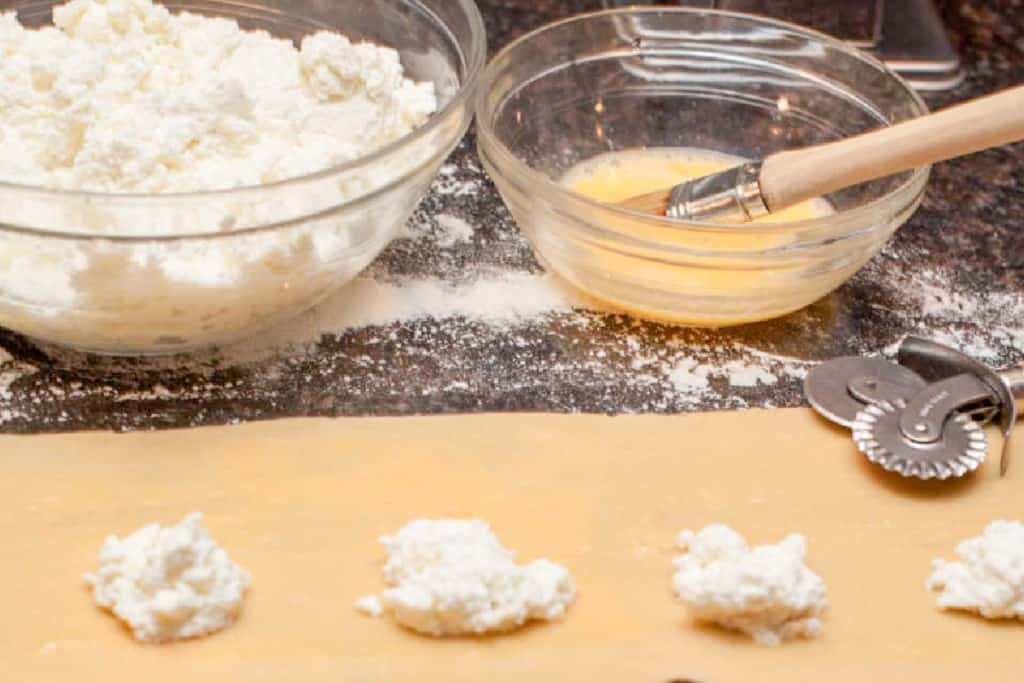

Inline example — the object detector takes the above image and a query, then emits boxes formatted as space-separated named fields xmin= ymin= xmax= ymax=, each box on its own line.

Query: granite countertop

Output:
xmin=0 ymin=0 xmax=1021 ymax=434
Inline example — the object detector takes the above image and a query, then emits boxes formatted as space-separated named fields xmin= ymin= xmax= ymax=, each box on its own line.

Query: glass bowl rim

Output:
xmin=0 ymin=0 xmax=488 ymax=241
xmin=475 ymin=6 xmax=931 ymax=238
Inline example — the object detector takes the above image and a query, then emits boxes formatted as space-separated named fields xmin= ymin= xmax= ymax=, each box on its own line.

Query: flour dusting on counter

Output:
xmin=299 ymin=272 xmax=577 ymax=332
xmin=0 ymin=136 xmax=1022 ymax=431
xmin=435 ymin=215 xmax=476 ymax=248
xmin=0 ymin=345 xmax=36 ymax=419
xmin=228 ymin=271 xmax=583 ymax=358
xmin=432 ymin=162 xmax=482 ymax=197
xmin=667 ymin=360 xmax=711 ymax=394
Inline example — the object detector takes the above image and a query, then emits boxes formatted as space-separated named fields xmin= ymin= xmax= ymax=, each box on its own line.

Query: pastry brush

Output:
xmin=619 ymin=85 xmax=1024 ymax=222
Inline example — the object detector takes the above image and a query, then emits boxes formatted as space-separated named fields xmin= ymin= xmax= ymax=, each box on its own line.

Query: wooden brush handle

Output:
xmin=759 ymin=85 xmax=1024 ymax=211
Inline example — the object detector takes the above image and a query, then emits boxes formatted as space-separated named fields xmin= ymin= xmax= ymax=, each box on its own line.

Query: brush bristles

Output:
xmin=616 ymin=188 xmax=671 ymax=216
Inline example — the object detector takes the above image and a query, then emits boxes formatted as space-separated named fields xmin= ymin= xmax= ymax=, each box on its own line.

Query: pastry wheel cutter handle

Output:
xmin=997 ymin=364 xmax=1024 ymax=475
xmin=898 ymin=336 xmax=1024 ymax=476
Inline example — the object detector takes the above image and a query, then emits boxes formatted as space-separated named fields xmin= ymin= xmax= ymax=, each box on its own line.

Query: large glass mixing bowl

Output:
xmin=0 ymin=0 xmax=485 ymax=354
xmin=477 ymin=8 xmax=930 ymax=327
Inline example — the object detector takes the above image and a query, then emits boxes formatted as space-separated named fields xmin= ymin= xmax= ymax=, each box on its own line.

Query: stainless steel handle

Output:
xmin=995 ymin=364 xmax=1024 ymax=476
xmin=999 ymin=365 xmax=1024 ymax=404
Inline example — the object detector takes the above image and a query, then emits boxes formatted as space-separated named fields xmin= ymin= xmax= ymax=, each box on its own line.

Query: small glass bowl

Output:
xmin=476 ymin=8 xmax=930 ymax=327
xmin=0 ymin=0 xmax=485 ymax=354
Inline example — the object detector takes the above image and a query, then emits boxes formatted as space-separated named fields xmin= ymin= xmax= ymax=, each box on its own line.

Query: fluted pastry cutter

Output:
xmin=804 ymin=337 xmax=1024 ymax=480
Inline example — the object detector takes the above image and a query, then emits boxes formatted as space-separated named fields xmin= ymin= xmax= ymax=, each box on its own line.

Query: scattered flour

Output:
xmin=324 ymin=274 xmax=576 ymax=328
xmin=738 ymin=347 xmax=812 ymax=381
xmin=722 ymin=360 xmax=778 ymax=388
xmin=0 ymin=344 xmax=37 ymax=416
xmin=926 ymin=520 xmax=1024 ymax=621
xmin=667 ymin=359 xmax=711 ymax=394
xmin=84 ymin=512 xmax=251 ymax=643
xmin=0 ymin=364 xmax=31 ymax=400
xmin=357 ymin=519 xmax=575 ymax=636
xmin=666 ymin=355 xmax=786 ymax=399
xmin=672 ymin=524 xmax=828 ymax=646
xmin=229 ymin=271 xmax=582 ymax=357
xmin=403 ymin=210 xmax=476 ymax=246
xmin=434 ymin=214 xmax=475 ymax=248
xmin=432 ymin=163 xmax=481 ymax=197
xmin=917 ymin=278 xmax=983 ymax=319
xmin=901 ymin=266 xmax=1024 ymax=361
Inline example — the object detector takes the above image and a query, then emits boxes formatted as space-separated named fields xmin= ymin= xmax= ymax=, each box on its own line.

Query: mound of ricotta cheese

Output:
xmin=0 ymin=0 xmax=437 ymax=193
xmin=926 ymin=520 xmax=1024 ymax=621
xmin=672 ymin=524 xmax=828 ymax=646
xmin=356 ymin=518 xmax=576 ymax=636
xmin=84 ymin=512 xmax=250 ymax=643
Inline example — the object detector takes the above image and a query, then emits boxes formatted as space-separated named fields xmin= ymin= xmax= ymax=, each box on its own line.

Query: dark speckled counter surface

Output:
xmin=0 ymin=0 xmax=1021 ymax=433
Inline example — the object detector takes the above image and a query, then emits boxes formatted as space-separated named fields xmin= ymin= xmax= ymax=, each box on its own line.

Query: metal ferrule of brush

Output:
xmin=665 ymin=161 xmax=770 ymax=223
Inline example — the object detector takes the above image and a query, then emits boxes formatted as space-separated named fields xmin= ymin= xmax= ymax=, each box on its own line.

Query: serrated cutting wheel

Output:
xmin=851 ymin=400 xmax=988 ymax=480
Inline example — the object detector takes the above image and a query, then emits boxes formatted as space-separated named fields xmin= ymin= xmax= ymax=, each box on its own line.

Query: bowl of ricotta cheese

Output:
xmin=0 ymin=0 xmax=485 ymax=353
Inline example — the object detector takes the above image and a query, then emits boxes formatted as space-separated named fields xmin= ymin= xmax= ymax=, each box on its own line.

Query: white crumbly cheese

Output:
xmin=0 ymin=0 xmax=439 ymax=351
xmin=0 ymin=0 xmax=436 ymax=193
xmin=84 ymin=512 xmax=251 ymax=643
xmin=357 ymin=519 xmax=576 ymax=636
xmin=672 ymin=524 xmax=828 ymax=646
xmin=926 ymin=520 xmax=1024 ymax=620
xmin=353 ymin=594 xmax=384 ymax=618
